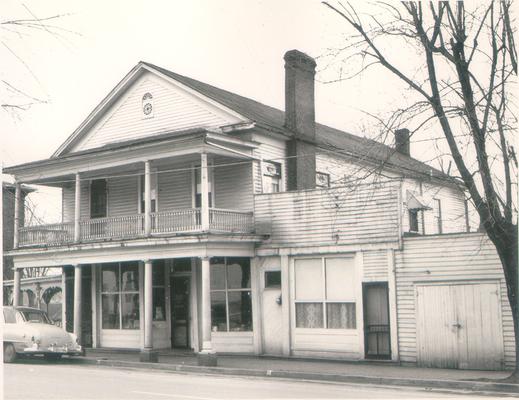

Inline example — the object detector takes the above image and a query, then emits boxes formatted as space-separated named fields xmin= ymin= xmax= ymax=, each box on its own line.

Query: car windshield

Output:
xmin=19 ymin=310 xmax=52 ymax=324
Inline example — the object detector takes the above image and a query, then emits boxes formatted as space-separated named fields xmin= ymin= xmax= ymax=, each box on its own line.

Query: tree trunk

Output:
xmin=485 ymin=221 xmax=518 ymax=378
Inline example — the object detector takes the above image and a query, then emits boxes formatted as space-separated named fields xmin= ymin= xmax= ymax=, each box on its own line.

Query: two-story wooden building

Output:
xmin=5 ymin=50 xmax=514 ymax=368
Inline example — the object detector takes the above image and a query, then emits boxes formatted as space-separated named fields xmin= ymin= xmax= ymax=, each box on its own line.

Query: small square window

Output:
xmin=316 ymin=172 xmax=330 ymax=188
xmin=265 ymin=271 xmax=281 ymax=288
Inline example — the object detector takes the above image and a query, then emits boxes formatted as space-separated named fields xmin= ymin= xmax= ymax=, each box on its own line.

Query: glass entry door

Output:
xmin=170 ymin=276 xmax=190 ymax=348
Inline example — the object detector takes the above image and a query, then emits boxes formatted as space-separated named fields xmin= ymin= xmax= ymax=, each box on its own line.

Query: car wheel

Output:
xmin=3 ymin=343 xmax=17 ymax=363
xmin=43 ymin=354 xmax=62 ymax=361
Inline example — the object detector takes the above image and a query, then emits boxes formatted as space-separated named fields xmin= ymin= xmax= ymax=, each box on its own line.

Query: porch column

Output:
xmin=144 ymin=161 xmax=152 ymax=236
xmin=198 ymin=256 xmax=217 ymax=366
xmin=74 ymin=173 xmax=81 ymax=242
xmin=200 ymin=153 xmax=210 ymax=231
xmin=13 ymin=268 xmax=21 ymax=306
xmin=140 ymin=259 xmax=158 ymax=362
xmin=73 ymin=265 xmax=82 ymax=345
xmin=13 ymin=182 xmax=21 ymax=249
xmin=61 ymin=268 xmax=67 ymax=331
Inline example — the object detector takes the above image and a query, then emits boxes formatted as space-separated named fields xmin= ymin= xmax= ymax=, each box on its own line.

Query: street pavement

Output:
xmin=3 ymin=360 xmax=499 ymax=400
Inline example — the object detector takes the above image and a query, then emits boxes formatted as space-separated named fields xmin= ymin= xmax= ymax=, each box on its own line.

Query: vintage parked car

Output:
xmin=3 ymin=306 xmax=82 ymax=363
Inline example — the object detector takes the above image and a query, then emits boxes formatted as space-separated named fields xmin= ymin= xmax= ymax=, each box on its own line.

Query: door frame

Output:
xmin=362 ymin=281 xmax=391 ymax=360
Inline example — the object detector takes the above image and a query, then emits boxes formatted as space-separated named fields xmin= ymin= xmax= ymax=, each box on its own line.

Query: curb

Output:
xmin=73 ymin=357 xmax=519 ymax=395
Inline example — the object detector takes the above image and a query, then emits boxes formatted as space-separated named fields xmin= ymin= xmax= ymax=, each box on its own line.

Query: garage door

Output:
xmin=416 ymin=282 xmax=504 ymax=370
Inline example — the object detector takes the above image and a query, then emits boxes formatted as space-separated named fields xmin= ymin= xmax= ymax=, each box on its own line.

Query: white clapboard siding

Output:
xmin=291 ymin=330 xmax=360 ymax=357
xmin=158 ymin=167 xmax=192 ymax=211
xmin=402 ymin=179 xmax=467 ymax=235
xmin=100 ymin=329 xmax=140 ymax=348
xmin=212 ymin=332 xmax=254 ymax=354
xmin=363 ymin=250 xmax=388 ymax=281
xmin=395 ymin=233 xmax=515 ymax=369
xmin=73 ymin=72 xmax=241 ymax=152
xmin=214 ymin=157 xmax=253 ymax=211
xmin=62 ymin=182 xmax=90 ymax=221
xmin=107 ymin=176 xmax=138 ymax=216
xmin=254 ymin=182 xmax=400 ymax=247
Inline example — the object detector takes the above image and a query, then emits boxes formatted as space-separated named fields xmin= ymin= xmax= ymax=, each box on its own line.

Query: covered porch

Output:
xmin=10 ymin=238 xmax=261 ymax=366
xmin=9 ymin=131 xmax=258 ymax=249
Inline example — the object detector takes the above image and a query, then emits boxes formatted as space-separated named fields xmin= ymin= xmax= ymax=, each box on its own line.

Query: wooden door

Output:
xmin=416 ymin=282 xmax=504 ymax=370
xmin=90 ymin=179 xmax=107 ymax=219
xmin=363 ymin=282 xmax=391 ymax=359
xmin=170 ymin=276 xmax=190 ymax=348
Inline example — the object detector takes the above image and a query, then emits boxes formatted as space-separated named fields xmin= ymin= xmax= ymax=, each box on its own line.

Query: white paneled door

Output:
xmin=416 ymin=282 xmax=504 ymax=370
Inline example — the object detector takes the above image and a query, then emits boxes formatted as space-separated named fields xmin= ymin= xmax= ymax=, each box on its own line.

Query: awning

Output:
xmin=407 ymin=191 xmax=432 ymax=210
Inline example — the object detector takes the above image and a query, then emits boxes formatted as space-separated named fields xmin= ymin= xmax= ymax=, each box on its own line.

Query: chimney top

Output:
xmin=284 ymin=50 xmax=317 ymax=73
xmin=394 ymin=129 xmax=411 ymax=156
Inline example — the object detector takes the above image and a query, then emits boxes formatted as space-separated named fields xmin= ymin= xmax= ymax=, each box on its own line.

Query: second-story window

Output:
xmin=409 ymin=209 xmax=419 ymax=233
xmin=316 ymin=172 xmax=330 ymax=188
xmin=139 ymin=171 xmax=157 ymax=213
xmin=433 ymin=198 xmax=442 ymax=234
xmin=263 ymin=161 xmax=281 ymax=193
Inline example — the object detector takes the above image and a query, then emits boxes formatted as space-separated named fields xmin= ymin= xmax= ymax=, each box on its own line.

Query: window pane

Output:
xmin=210 ymin=291 xmax=227 ymax=332
xmin=326 ymin=302 xmax=356 ymax=329
xmin=3 ymin=308 xmax=16 ymax=324
xmin=295 ymin=303 xmax=323 ymax=328
xmin=265 ymin=271 xmax=281 ymax=288
xmin=102 ymin=264 xmax=119 ymax=292
xmin=295 ymin=259 xmax=323 ymax=300
xmin=121 ymin=262 xmax=139 ymax=291
xmin=210 ymin=259 xmax=226 ymax=290
xmin=102 ymin=294 xmax=120 ymax=329
xmin=325 ymin=258 xmax=356 ymax=301
xmin=152 ymin=261 xmax=165 ymax=286
xmin=173 ymin=258 xmax=192 ymax=273
xmin=121 ymin=293 xmax=140 ymax=329
xmin=228 ymin=291 xmax=252 ymax=331
xmin=227 ymin=258 xmax=251 ymax=289
xmin=153 ymin=288 xmax=165 ymax=321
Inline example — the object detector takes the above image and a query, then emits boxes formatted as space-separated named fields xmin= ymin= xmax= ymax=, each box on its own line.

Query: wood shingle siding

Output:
xmin=395 ymin=233 xmax=515 ymax=369
xmin=73 ymin=73 xmax=239 ymax=153
xmin=254 ymin=181 xmax=400 ymax=247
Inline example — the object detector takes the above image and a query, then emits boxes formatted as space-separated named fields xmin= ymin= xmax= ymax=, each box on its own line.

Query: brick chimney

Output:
xmin=284 ymin=49 xmax=317 ymax=191
xmin=394 ymin=128 xmax=411 ymax=156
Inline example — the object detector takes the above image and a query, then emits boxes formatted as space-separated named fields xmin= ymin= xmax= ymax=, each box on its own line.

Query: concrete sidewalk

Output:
xmin=71 ymin=349 xmax=519 ymax=395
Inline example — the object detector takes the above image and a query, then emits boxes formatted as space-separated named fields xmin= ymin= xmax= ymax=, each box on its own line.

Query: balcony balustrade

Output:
xmin=16 ymin=208 xmax=254 ymax=248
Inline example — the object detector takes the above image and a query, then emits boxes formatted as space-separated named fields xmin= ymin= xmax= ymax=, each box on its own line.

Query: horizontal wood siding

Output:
xmin=402 ymin=179 xmax=467 ymax=235
xmin=212 ymin=332 xmax=254 ymax=353
xmin=254 ymin=182 xmax=400 ymax=247
xmin=62 ymin=186 xmax=74 ymax=222
xmin=214 ymin=157 xmax=253 ymax=211
xmin=107 ymin=176 xmax=138 ymax=216
xmin=158 ymin=166 xmax=192 ymax=211
xmin=395 ymin=233 xmax=515 ymax=369
xmin=100 ymin=330 xmax=140 ymax=348
xmin=363 ymin=250 xmax=388 ymax=281
xmin=74 ymin=72 xmax=239 ymax=152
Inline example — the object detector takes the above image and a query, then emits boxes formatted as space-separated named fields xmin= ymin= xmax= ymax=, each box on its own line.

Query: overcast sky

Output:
xmin=1 ymin=0 xmax=452 ymax=222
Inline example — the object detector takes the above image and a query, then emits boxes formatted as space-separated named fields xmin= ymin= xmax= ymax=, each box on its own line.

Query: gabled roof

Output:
xmin=143 ymin=62 xmax=453 ymax=183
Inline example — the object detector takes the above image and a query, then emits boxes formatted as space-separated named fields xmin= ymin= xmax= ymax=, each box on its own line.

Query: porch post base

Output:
xmin=197 ymin=350 xmax=217 ymax=366
xmin=139 ymin=349 xmax=159 ymax=363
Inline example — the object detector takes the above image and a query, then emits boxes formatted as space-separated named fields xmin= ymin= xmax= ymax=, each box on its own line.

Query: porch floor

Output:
xmin=81 ymin=348 xmax=510 ymax=382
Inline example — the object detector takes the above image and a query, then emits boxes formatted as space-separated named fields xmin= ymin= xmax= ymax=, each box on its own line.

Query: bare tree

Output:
xmin=323 ymin=0 xmax=518 ymax=378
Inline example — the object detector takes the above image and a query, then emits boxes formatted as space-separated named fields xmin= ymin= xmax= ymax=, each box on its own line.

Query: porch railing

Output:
xmin=16 ymin=208 xmax=255 ymax=247
xmin=80 ymin=214 xmax=145 ymax=241
xmin=151 ymin=208 xmax=201 ymax=234
xmin=210 ymin=208 xmax=254 ymax=233
xmin=19 ymin=222 xmax=74 ymax=247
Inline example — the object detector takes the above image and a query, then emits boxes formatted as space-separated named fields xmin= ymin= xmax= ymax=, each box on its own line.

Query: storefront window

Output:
xmin=210 ymin=257 xmax=252 ymax=332
xmin=294 ymin=257 xmax=356 ymax=329
xmin=152 ymin=260 xmax=166 ymax=321
xmin=101 ymin=262 xmax=140 ymax=330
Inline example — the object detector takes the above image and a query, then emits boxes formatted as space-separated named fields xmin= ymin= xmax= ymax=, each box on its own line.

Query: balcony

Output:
xmin=18 ymin=208 xmax=254 ymax=248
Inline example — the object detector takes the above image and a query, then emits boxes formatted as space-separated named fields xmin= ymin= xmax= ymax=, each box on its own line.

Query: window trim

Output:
xmin=433 ymin=198 xmax=442 ymax=234
xmin=262 ymin=160 xmax=282 ymax=193
xmin=316 ymin=171 xmax=331 ymax=188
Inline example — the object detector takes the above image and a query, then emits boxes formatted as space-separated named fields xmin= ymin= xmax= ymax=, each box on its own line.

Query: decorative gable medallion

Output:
xmin=142 ymin=92 xmax=154 ymax=118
